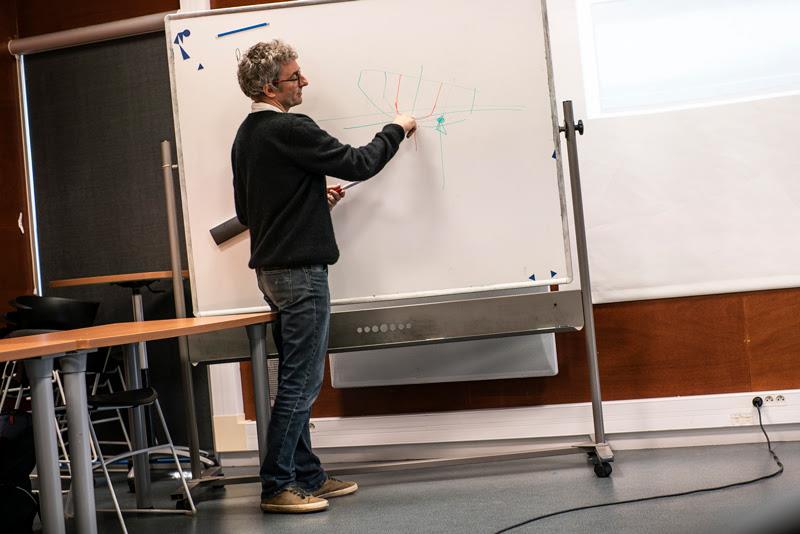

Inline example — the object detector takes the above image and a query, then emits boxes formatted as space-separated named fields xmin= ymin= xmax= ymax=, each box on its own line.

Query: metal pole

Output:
xmin=60 ymin=351 xmax=98 ymax=534
xmin=246 ymin=323 xmax=270 ymax=461
xmin=131 ymin=289 xmax=148 ymax=371
xmin=25 ymin=357 xmax=66 ymax=534
xmin=161 ymin=140 xmax=203 ymax=478
xmin=560 ymin=100 xmax=607 ymax=444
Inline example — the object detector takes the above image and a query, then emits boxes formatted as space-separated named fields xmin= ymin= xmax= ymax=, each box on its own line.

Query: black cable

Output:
xmin=494 ymin=400 xmax=784 ymax=533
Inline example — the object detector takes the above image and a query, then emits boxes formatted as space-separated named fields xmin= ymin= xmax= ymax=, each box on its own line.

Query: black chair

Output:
xmin=85 ymin=385 xmax=196 ymax=534
xmin=2 ymin=295 xmax=99 ymax=413
xmin=7 ymin=295 xmax=99 ymax=331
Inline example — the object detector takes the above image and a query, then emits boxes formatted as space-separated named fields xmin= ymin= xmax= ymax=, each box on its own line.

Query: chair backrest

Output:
xmin=8 ymin=295 xmax=99 ymax=331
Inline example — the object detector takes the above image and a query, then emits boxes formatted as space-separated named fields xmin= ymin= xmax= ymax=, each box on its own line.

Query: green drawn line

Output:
xmin=320 ymin=105 xmax=524 ymax=123
xmin=357 ymin=70 xmax=393 ymax=120
xmin=411 ymin=65 xmax=423 ymax=115
xmin=439 ymin=130 xmax=446 ymax=189
xmin=360 ymin=68 xmax=477 ymax=92
xmin=470 ymin=89 xmax=477 ymax=113
xmin=342 ymin=108 xmax=522 ymax=130
xmin=420 ymin=118 xmax=467 ymax=129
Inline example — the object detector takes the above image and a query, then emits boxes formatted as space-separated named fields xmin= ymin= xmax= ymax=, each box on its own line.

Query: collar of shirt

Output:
xmin=251 ymin=101 xmax=285 ymax=114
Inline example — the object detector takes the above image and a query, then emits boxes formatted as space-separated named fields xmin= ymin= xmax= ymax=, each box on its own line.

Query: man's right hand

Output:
xmin=393 ymin=114 xmax=417 ymax=138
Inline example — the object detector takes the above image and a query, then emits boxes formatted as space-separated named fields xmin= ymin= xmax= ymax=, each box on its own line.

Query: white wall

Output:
xmin=549 ymin=0 xmax=800 ymax=303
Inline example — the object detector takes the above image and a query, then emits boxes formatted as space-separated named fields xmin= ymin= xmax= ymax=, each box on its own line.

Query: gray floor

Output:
xmin=54 ymin=441 xmax=800 ymax=534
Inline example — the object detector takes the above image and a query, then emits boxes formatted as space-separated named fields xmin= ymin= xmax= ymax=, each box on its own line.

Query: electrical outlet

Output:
xmin=762 ymin=393 xmax=790 ymax=407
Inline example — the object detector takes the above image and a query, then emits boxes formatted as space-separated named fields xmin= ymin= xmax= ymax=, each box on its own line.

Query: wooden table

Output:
xmin=48 ymin=270 xmax=189 ymax=289
xmin=0 ymin=313 xmax=276 ymax=534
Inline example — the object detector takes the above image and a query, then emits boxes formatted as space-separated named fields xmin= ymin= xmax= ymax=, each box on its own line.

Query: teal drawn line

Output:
xmin=470 ymin=89 xmax=477 ymax=113
xmin=438 ymin=130 xmax=446 ymax=189
xmin=411 ymin=65 xmax=423 ymax=115
xmin=382 ymin=71 xmax=387 ymax=100
xmin=434 ymin=115 xmax=447 ymax=135
xmin=360 ymin=68 xmax=477 ymax=93
xmin=319 ymin=104 xmax=524 ymax=123
xmin=357 ymin=70 xmax=393 ymax=120
xmin=342 ymin=108 xmax=523 ymax=130
xmin=422 ymin=118 xmax=466 ymax=128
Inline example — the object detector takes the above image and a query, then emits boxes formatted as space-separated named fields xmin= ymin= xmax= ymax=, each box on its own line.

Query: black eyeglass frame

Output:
xmin=273 ymin=71 xmax=304 ymax=85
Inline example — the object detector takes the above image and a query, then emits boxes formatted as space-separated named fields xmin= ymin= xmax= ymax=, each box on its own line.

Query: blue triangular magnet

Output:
xmin=529 ymin=274 xmax=536 ymax=281
xmin=198 ymin=64 xmax=204 ymax=70
xmin=180 ymin=46 xmax=190 ymax=60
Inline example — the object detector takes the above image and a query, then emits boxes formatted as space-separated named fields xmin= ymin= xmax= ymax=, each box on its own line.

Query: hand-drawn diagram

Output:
xmin=174 ymin=29 xmax=192 ymax=60
xmin=319 ymin=67 xmax=525 ymax=188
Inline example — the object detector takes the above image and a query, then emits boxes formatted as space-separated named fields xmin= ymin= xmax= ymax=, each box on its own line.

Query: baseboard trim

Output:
xmin=218 ymin=389 xmax=800 ymax=461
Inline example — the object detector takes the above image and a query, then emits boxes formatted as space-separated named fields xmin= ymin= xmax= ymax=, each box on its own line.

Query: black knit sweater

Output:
xmin=232 ymin=111 xmax=404 ymax=269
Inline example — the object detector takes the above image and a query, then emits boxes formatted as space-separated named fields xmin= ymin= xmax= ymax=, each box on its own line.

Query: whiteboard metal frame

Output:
xmin=164 ymin=0 xmax=573 ymax=315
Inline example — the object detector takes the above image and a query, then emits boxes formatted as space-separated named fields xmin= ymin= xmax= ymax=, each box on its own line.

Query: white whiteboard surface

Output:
xmin=166 ymin=0 xmax=571 ymax=316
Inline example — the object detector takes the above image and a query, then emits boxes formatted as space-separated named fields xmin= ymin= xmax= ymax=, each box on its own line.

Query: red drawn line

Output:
xmin=414 ymin=82 xmax=444 ymax=120
xmin=395 ymin=74 xmax=443 ymax=123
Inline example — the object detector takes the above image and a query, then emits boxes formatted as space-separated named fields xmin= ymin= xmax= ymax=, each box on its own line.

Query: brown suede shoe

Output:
xmin=312 ymin=477 xmax=359 ymax=499
xmin=260 ymin=487 xmax=329 ymax=513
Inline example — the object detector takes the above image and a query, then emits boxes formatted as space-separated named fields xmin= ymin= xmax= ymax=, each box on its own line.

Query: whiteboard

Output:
xmin=166 ymin=0 xmax=571 ymax=316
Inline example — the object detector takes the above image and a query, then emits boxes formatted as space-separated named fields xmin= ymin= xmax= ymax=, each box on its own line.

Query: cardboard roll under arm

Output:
xmin=210 ymin=216 xmax=248 ymax=245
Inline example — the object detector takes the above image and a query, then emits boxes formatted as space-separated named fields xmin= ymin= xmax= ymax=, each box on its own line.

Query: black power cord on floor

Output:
xmin=494 ymin=397 xmax=784 ymax=533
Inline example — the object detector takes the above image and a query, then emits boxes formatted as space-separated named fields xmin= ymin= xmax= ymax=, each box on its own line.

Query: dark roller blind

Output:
xmin=23 ymin=32 xmax=212 ymax=450
xmin=24 ymin=31 xmax=185 ymax=295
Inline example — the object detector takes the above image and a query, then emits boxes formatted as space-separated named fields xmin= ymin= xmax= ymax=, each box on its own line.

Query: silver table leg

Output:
xmin=123 ymin=342 xmax=153 ymax=508
xmin=60 ymin=351 xmax=97 ymax=534
xmin=25 ymin=356 xmax=66 ymax=534
xmin=246 ymin=323 xmax=270 ymax=462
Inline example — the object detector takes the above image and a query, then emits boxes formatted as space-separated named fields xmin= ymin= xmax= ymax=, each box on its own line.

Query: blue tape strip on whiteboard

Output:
xmin=217 ymin=22 xmax=269 ymax=38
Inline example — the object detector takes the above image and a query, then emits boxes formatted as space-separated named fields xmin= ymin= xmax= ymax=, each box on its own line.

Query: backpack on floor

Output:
xmin=0 ymin=411 xmax=39 ymax=534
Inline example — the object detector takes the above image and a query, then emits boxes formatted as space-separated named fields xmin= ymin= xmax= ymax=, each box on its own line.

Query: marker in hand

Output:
xmin=327 ymin=184 xmax=345 ymax=210
xmin=393 ymin=113 xmax=417 ymax=139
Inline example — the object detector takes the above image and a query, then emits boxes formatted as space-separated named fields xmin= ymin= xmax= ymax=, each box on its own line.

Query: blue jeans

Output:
xmin=256 ymin=265 xmax=330 ymax=498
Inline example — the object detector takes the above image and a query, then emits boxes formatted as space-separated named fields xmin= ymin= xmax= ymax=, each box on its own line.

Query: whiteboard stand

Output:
xmin=163 ymin=98 xmax=614 ymax=506
xmin=319 ymin=100 xmax=613 ymax=478
xmin=560 ymin=100 xmax=613 ymax=477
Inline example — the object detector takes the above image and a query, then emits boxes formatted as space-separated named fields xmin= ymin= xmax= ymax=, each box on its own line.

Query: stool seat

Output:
xmin=88 ymin=387 xmax=158 ymax=409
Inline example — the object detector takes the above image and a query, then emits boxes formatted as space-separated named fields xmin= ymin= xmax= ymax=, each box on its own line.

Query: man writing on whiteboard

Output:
xmin=232 ymin=40 xmax=416 ymax=514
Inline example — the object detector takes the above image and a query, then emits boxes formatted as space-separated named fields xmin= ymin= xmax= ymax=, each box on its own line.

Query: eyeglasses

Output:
xmin=273 ymin=71 xmax=304 ymax=85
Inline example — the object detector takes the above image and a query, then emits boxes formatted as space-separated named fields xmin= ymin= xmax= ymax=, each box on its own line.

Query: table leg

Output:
xmin=24 ymin=356 xmax=66 ymax=534
xmin=60 ymin=351 xmax=97 ymax=534
xmin=246 ymin=323 xmax=270 ymax=462
xmin=123 ymin=342 xmax=153 ymax=508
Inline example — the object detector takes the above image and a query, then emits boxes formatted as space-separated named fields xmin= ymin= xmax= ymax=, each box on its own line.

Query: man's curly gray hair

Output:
xmin=237 ymin=40 xmax=298 ymax=101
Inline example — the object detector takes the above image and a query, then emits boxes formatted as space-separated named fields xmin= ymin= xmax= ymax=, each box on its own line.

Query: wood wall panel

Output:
xmin=744 ymin=288 xmax=800 ymax=391
xmin=1 ymin=0 xmax=33 ymax=326
xmin=241 ymin=289 xmax=800 ymax=419
xmin=16 ymin=0 xmax=179 ymax=37
xmin=592 ymin=294 xmax=751 ymax=400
